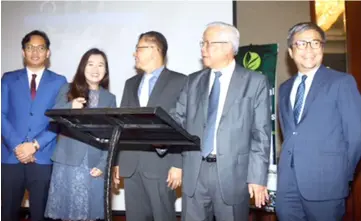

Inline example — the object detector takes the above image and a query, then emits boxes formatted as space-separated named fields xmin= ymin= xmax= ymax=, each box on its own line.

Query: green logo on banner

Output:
xmin=243 ymin=51 xmax=261 ymax=71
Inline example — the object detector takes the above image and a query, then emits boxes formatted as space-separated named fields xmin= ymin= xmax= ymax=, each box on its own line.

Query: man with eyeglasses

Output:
xmin=113 ymin=31 xmax=186 ymax=221
xmin=170 ymin=21 xmax=271 ymax=221
xmin=1 ymin=30 xmax=67 ymax=221
xmin=276 ymin=22 xmax=361 ymax=221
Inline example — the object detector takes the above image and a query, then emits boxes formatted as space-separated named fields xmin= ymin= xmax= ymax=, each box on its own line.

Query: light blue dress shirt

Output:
xmin=137 ymin=66 xmax=164 ymax=98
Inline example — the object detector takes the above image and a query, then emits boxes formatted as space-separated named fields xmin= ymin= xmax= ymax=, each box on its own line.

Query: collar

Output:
xmin=211 ymin=59 xmax=236 ymax=76
xmin=26 ymin=67 xmax=45 ymax=79
xmin=143 ymin=65 xmax=165 ymax=79
xmin=297 ymin=65 xmax=319 ymax=81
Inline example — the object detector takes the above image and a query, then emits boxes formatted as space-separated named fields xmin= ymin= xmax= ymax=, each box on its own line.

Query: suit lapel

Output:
xmin=298 ymin=65 xmax=327 ymax=124
xmin=97 ymin=87 xmax=107 ymax=108
xmin=198 ymin=69 xmax=211 ymax=123
xmin=132 ymin=74 xmax=142 ymax=107
xmin=33 ymin=70 xmax=52 ymax=104
xmin=18 ymin=69 xmax=32 ymax=101
xmin=281 ymin=77 xmax=296 ymax=129
xmin=147 ymin=68 xmax=169 ymax=107
xmin=220 ymin=65 xmax=247 ymax=118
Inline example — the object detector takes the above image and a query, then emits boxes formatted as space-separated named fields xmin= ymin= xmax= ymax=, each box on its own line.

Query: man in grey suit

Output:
xmin=276 ymin=22 xmax=361 ymax=221
xmin=171 ymin=22 xmax=271 ymax=221
xmin=113 ymin=31 xmax=186 ymax=221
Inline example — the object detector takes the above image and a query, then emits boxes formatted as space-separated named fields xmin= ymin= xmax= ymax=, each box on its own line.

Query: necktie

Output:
xmin=139 ymin=74 xmax=152 ymax=107
xmin=202 ymin=71 xmax=222 ymax=157
xmin=30 ymin=74 xmax=37 ymax=100
xmin=293 ymin=75 xmax=307 ymax=124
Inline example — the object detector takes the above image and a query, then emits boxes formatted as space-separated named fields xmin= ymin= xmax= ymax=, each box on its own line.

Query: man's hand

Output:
xmin=248 ymin=183 xmax=269 ymax=208
xmin=90 ymin=167 xmax=103 ymax=177
xmin=113 ymin=166 xmax=120 ymax=185
xmin=19 ymin=155 xmax=36 ymax=164
xmin=167 ymin=167 xmax=182 ymax=190
xmin=15 ymin=143 xmax=36 ymax=163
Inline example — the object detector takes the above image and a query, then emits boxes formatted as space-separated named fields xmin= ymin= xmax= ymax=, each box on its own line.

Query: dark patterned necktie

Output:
xmin=293 ymin=75 xmax=307 ymax=124
xmin=30 ymin=74 xmax=37 ymax=100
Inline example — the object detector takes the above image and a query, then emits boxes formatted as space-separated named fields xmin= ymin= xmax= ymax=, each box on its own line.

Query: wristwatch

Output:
xmin=32 ymin=140 xmax=40 ymax=151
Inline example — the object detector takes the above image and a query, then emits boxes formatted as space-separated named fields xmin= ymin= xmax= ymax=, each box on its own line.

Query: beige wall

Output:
xmin=236 ymin=1 xmax=311 ymax=157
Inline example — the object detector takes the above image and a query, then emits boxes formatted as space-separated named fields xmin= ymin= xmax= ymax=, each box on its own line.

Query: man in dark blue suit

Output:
xmin=276 ymin=22 xmax=361 ymax=221
xmin=1 ymin=30 xmax=67 ymax=221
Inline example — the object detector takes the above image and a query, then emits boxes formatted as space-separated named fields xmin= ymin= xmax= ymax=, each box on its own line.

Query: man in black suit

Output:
xmin=113 ymin=31 xmax=186 ymax=221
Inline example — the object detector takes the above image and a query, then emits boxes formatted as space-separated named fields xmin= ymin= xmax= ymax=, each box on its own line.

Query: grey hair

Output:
xmin=287 ymin=22 xmax=326 ymax=48
xmin=206 ymin=21 xmax=240 ymax=55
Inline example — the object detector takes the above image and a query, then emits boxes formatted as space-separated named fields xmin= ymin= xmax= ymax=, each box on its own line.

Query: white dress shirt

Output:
xmin=138 ymin=66 xmax=164 ymax=107
xmin=290 ymin=68 xmax=317 ymax=123
xmin=26 ymin=67 xmax=45 ymax=90
xmin=139 ymin=73 xmax=153 ymax=107
xmin=208 ymin=59 xmax=236 ymax=154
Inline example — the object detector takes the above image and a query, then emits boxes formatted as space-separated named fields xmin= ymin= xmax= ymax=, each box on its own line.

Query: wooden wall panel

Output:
xmin=345 ymin=2 xmax=361 ymax=221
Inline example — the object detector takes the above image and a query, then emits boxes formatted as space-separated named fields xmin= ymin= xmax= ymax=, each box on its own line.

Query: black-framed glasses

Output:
xmin=293 ymin=40 xmax=324 ymax=50
xmin=199 ymin=41 xmax=229 ymax=48
xmin=24 ymin=44 xmax=48 ymax=53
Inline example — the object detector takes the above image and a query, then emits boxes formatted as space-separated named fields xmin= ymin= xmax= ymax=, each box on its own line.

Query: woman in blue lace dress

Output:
xmin=45 ymin=48 xmax=116 ymax=221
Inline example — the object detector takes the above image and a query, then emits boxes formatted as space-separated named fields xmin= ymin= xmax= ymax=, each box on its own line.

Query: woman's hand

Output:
xmin=72 ymin=97 xmax=86 ymax=109
xmin=90 ymin=167 xmax=103 ymax=177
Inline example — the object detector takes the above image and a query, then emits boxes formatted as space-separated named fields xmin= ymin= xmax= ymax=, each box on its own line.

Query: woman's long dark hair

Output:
xmin=67 ymin=48 xmax=110 ymax=104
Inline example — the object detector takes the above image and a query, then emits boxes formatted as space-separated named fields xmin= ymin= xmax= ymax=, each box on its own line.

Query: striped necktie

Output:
xmin=293 ymin=75 xmax=307 ymax=124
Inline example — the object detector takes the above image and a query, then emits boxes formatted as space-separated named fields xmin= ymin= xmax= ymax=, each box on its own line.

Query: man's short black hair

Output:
xmin=139 ymin=31 xmax=168 ymax=60
xmin=21 ymin=30 xmax=50 ymax=49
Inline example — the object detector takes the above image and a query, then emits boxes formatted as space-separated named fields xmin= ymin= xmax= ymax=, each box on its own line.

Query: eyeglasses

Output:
xmin=135 ymin=46 xmax=156 ymax=52
xmin=292 ymin=40 xmax=324 ymax=50
xmin=199 ymin=41 xmax=229 ymax=48
xmin=24 ymin=44 xmax=48 ymax=53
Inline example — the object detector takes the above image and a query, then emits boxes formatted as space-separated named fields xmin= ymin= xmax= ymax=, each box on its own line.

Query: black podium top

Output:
xmin=46 ymin=107 xmax=199 ymax=147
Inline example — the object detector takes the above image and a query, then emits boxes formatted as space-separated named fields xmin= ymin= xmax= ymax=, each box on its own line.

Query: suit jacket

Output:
xmin=171 ymin=64 xmax=271 ymax=205
xmin=278 ymin=65 xmax=361 ymax=201
xmin=116 ymin=68 xmax=187 ymax=179
xmin=51 ymin=83 xmax=116 ymax=172
xmin=1 ymin=68 xmax=67 ymax=164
